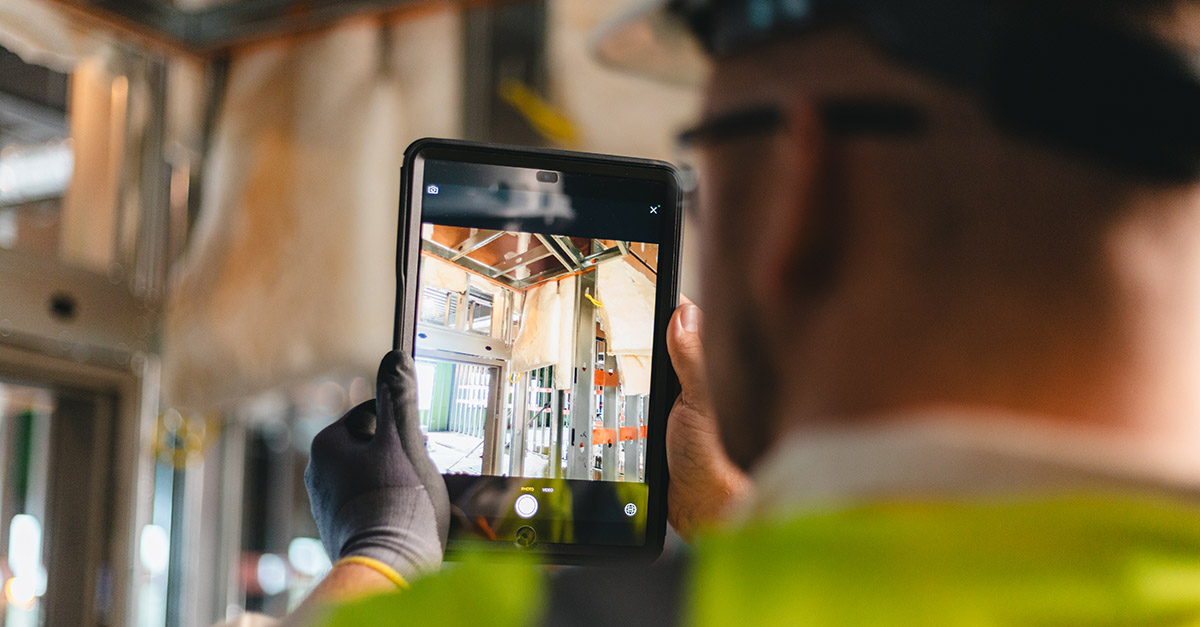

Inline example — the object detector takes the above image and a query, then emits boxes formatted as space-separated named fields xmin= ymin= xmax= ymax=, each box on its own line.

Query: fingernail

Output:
xmin=681 ymin=303 xmax=700 ymax=334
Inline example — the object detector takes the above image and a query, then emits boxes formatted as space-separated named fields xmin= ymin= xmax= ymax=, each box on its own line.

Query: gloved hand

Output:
xmin=305 ymin=350 xmax=450 ymax=580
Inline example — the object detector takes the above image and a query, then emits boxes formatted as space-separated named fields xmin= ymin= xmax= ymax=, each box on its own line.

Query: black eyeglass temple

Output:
xmin=678 ymin=100 xmax=927 ymax=146
xmin=678 ymin=106 xmax=783 ymax=146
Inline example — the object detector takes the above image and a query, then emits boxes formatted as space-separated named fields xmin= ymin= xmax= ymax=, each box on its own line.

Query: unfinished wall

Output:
xmin=164 ymin=0 xmax=708 ymax=409
xmin=163 ymin=9 xmax=463 ymax=409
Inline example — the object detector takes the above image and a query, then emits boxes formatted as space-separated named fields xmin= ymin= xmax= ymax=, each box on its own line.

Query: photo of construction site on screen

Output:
xmin=413 ymin=223 xmax=658 ymax=483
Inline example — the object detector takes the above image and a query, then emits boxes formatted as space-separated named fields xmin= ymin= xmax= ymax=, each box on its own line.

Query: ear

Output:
xmin=747 ymin=99 xmax=843 ymax=320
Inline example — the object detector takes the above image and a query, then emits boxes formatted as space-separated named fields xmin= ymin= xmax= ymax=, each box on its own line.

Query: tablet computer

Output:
xmin=395 ymin=138 xmax=680 ymax=563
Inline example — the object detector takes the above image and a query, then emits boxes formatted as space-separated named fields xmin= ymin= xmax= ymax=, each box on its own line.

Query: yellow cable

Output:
xmin=585 ymin=293 xmax=605 ymax=308
xmin=335 ymin=556 xmax=410 ymax=590
xmin=498 ymin=78 xmax=579 ymax=148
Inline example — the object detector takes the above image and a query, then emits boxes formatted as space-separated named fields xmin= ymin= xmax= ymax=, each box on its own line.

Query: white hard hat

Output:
xmin=590 ymin=0 xmax=710 ymax=86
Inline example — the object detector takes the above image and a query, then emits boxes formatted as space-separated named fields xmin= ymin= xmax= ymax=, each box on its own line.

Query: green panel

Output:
xmin=12 ymin=409 xmax=33 ymax=510
xmin=427 ymin=361 xmax=455 ymax=432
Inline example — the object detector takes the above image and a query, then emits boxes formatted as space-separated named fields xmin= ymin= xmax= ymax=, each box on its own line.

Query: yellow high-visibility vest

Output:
xmin=324 ymin=494 xmax=1200 ymax=626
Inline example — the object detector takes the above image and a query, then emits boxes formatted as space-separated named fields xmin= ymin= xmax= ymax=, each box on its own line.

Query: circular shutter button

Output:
xmin=514 ymin=493 xmax=539 ymax=519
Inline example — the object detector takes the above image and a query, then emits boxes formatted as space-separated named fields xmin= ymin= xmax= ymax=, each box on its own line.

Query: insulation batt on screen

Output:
xmin=511 ymin=276 xmax=576 ymax=380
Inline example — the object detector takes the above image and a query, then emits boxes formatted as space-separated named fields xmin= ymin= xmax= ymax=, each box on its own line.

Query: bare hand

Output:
xmin=665 ymin=298 xmax=751 ymax=542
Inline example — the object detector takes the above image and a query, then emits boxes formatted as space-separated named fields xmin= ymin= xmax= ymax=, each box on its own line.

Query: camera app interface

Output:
xmin=413 ymin=158 xmax=666 ymax=547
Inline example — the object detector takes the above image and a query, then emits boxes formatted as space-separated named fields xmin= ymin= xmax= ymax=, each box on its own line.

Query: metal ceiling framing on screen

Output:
xmin=551 ymin=235 xmax=584 ymax=265
xmin=492 ymin=243 xmax=553 ymax=277
xmin=424 ymin=238 xmax=506 ymax=280
xmin=425 ymin=230 xmax=634 ymax=291
xmin=449 ymin=230 xmax=505 ymax=261
xmin=533 ymin=232 xmax=573 ymax=272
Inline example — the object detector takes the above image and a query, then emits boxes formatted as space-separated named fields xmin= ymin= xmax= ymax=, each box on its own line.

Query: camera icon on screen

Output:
xmin=426 ymin=184 xmax=439 ymax=195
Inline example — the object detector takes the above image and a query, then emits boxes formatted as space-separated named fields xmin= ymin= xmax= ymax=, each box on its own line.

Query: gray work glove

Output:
xmin=305 ymin=351 xmax=450 ymax=580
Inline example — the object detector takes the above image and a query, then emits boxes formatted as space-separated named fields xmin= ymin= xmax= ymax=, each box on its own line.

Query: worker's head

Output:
xmin=610 ymin=1 xmax=1200 ymax=469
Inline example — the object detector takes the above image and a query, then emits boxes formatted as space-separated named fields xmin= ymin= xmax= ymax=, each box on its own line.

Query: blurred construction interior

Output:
xmin=0 ymin=0 xmax=699 ymax=624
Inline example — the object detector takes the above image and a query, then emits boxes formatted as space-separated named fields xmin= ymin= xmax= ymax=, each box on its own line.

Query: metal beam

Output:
xmin=552 ymin=388 xmax=564 ymax=479
xmin=566 ymin=271 xmax=596 ymax=480
xmin=481 ymin=361 xmax=506 ymax=475
xmin=494 ymin=245 xmax=554 ymax=277
xmin=512 ymin=265 xmax=573 ymax=290
xmin=551 ymin=235 xmax=584 ymax=266
xmin=453 ymin=290 xmax=470 ymax=331
xmin=578 ymin=246 xmax=626 ymax=270
xmin=534 ymin=233 xmax=574 ymax=271
xmin=623 ymin=395 xmax=642 ymax=482
xmin=507 ymin=243 xmax=630 ymax=289
xmin=0 ymin=249 xmax=153 ymax=357
xmin=415 ymin=323 xmax=512 ymax=361
xmin=508 ymin=372 xmax=529 ymax=477
xmin=601 ymin=369 xmax=618 ymax=481
xmin=422 ymin=239 xmax=520 ymax=288
xmin=450 ymin=230 xmax=505 ymax=261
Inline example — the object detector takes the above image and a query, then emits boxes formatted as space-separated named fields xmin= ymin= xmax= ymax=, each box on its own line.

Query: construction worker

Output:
xmin=274 ymin=0 xmax=1200 ymax=624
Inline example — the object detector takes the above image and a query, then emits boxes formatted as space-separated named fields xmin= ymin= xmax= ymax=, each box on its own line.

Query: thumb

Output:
xmin=375 ymin=350 xmax=419 ymax=446
xmin=376 ymin=350 xmax=452 ymax=549
xmin=667 ymin=301 xmax=708 ymax=403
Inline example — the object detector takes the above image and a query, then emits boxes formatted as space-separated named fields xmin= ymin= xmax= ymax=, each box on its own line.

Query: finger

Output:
xmin=667 ymin=302 xmax=708 ymax=398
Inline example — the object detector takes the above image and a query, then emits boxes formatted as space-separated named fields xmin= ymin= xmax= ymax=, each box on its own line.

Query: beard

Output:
xmin=714 ymin=312 xmax=781 ymax=472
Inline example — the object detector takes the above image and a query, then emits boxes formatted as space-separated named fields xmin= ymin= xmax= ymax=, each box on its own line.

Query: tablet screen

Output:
xmin=408 ymin=156 xmax=671 ymax=552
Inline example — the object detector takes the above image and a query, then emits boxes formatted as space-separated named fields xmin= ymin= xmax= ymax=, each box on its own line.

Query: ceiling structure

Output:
xmin=0 ymin=45 xmax=67 ymax=145
xmin=39 ymin=0 xmax=452 ymax=53
xmin=424 ymin=225 xmax=656 ymax=291
xmin=0 ymin=44 xmax=70 ymax=209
